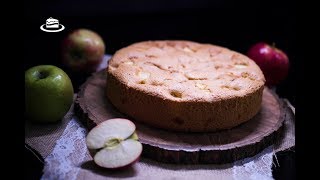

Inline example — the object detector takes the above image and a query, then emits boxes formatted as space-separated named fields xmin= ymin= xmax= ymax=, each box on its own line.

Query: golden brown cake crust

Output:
xmin=106 ymin=40 xmax=265 ymax=132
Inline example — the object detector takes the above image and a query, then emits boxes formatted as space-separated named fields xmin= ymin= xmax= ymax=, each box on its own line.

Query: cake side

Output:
xmin=106 ymin=72 xmax=264 ymax=132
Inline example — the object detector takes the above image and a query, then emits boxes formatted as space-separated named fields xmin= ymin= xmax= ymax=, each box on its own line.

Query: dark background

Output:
xmin=24 ymin=0 xmax=296 ymax=179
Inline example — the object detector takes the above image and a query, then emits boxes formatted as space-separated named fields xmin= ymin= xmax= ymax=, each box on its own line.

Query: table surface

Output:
xmin=24 ymin=55 xmax=295 ymax=180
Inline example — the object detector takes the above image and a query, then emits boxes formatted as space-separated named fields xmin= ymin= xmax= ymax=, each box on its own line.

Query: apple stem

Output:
xmin=37 ymin=71 xmax=48 ymax=79
xmin=272 ymin=42 xmax=276 ymax=49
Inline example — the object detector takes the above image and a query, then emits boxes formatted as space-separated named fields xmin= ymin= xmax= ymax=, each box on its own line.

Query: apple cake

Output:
xmin=106 ymin=40 xmax=265 ymax=132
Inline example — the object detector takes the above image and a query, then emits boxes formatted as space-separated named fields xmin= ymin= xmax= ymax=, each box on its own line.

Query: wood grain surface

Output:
xmin=75 ymin=70 xmax=286 ymax=164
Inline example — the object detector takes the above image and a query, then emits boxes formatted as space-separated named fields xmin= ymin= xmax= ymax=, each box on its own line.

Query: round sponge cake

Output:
xmin=106 ymin=40 xmax=265 ymax=132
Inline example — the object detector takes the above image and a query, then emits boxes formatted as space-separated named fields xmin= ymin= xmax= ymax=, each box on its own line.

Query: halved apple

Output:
xmin=86 ymin=118 xmax=142 ymax=169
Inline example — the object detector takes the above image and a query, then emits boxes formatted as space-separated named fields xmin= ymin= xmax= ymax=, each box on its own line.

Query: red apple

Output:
xmin=61 ymin=29 xmax=105 ymax=73
xmin=247 ymin=42 xmax=289 ymax=86
xmin=86 ymin=118 xmax=142 ymax=169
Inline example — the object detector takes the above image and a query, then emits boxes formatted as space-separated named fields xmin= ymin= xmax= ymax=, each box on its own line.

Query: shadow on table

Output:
xmin=25 ymin=99 xmax=75 ymax=138
xmin=80 ymin=160 xmax=138 ymax=178
xmin=140 ymin=157 xmax=233 ymax=171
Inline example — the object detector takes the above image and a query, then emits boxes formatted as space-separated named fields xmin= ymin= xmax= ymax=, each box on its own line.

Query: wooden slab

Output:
xmin=75 ymin=70 xmax=286 ymax=164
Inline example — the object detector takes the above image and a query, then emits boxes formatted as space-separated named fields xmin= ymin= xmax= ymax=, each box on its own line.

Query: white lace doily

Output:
xmin=41 ymin=116 xmax=276 ymax=180
xmin=41 ymin=118 xmax=88 ymax=180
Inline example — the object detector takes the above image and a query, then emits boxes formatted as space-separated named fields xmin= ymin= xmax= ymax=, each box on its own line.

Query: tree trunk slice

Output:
xmin=75 ymin=70 xmax=286 ymax=164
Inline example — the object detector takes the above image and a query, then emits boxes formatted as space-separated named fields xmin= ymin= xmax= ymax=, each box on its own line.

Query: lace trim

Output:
xmin=42 ymin=116 xmax=276 ymax=180
xmin=233 ymin=146 xmax=274 ymax=180
xmin=41 ymin=118 xmax=87 ymax=180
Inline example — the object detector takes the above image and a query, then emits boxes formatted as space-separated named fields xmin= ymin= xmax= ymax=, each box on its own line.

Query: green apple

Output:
xmin=25 ymin=65 xmax=74 ymax=123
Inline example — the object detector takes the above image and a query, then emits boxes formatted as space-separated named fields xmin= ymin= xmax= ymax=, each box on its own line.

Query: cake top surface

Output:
xmin=108 ymin=40 xmax=265 ymax=102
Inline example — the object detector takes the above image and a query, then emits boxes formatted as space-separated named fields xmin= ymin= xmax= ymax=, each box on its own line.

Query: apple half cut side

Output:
xmin=86 ymin=118 xmax=142 ymax=169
